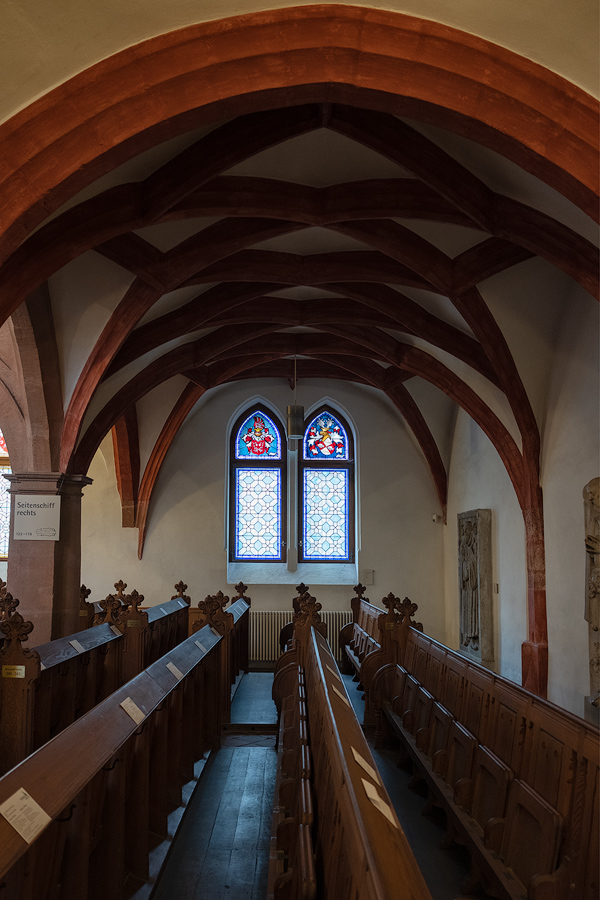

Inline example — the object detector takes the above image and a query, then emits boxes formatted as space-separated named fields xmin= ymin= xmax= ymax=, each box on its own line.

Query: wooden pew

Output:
xmin=271 ymin=593 xmax=433 ymax=900
xmin=92 ymin=579 xmax=190 ymax=682
xmin=192 ymin=587 xmax=251 ymax=722
xmin=371 ymin=616 xmax=600 ymax=900
xmin=0 ymin=580 xmax=192 ymax=774
xmin=269 ymin=665 xmax=316 ymax=900
xmin=0 ymin=623 xmax=224 ymax=900
xmin=277 ymin=582 xmax=312 ymax=656
xmin=338 ymin=583 xmax=383 ymax=680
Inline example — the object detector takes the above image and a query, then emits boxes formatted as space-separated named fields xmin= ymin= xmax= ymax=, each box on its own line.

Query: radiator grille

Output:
xmin=250 ymin=609 xmax=352 ymax=664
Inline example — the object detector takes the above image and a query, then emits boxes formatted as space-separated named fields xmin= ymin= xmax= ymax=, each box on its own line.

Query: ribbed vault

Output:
xmin=0 ymin=6 xmax=597 ymax=695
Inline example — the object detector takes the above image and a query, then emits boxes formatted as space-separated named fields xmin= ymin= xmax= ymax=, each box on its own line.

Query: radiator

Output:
xmin=250 ymin=609 xmax=353 ymax=664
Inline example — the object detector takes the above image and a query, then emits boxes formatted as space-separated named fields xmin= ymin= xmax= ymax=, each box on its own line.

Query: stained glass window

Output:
xmin=303 ymin=411 xmax=349 ymax=460
xmin=302 ymin=469 xmax=349 ymax=559
xmin=235 ymin=410 xmax=281 ymax=459
xmin=0 ymin=431 xmax=10 ymax=559
xmin=235 ymin=469 xmax=282 ymax=559
xmin=299 ymin=408 xmax=354 ymax=563
xmin=230 ymin=407 xmax=286 ymax=561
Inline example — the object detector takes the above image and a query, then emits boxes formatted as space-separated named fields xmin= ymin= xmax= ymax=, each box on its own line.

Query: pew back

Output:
xmin=305 ymin=628 xmax=432 ymax=900
xmin=375 ymin=625 xmax=600 ymax=899
xmin=0 ymin=624 xmax=224 ymax=900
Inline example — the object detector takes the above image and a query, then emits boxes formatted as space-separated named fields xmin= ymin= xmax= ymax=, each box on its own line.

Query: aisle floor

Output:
xmin=151 ymin=674 xmax=278 ymax=900
xmin=151 ymin=670 xmax=477 ymax=900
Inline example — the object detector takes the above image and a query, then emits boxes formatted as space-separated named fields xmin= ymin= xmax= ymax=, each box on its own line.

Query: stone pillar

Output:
xmin=5 ymin=473 xmax=92 ymax=642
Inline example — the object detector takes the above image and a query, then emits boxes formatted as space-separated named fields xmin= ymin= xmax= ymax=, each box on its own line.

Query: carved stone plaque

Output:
xmin=583 ymin=478 xmax=600 ymax=707
xmin=458 ymin=509 xmax=493 ymax=668
xmin=583 ymin=477 xmax=600 ymax=631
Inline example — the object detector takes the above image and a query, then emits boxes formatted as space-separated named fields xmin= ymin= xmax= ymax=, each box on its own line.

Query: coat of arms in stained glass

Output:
xmin=303 ymin=412 xmax=348 ymax=460
xmin=235 ymin=411 xmax=281 ymax=459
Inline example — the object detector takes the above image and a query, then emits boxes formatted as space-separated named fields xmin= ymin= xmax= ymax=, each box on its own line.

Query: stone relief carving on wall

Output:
xmin=583 ymin=477 xmax=600 ymax=631
xmin=458 ymin=509 xmax=493 ymax=669
xmin=584 ymin=478 xmax=600 ymax=712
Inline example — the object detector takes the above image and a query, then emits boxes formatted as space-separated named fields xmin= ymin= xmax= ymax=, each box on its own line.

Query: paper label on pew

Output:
xmin=210 ymin=626 xmax=220 ymax=637
xmin=2 ymin=665 xmax=25 ymax=679
xmin=352 ymin=747 xmax=381 ymax=786
xmin=69 ymin=639 xmax=85 ymax=653
xmin=110 ymin=625 xmax=122 ymax=637
xmin=0 ymin=788 xmax=51 ymax=844
xmin=166 ymin=661 xmax=184 ymax=681
xmin=40 ymin=663 xmax=46 ymax=672
xmin=120 ymin=697 xmax=145 ymax=725
xmin=361 ymin=779 xmax=398 ymax=829
xmin=331 ymin=684 xmax=351 ymax=707
xmin=178 ymin=600 xmax=186 ymax=608
xmin=159 ymin=607 xmax=167 ymax=615
xmin=195 ymin=640 xmax=208 ymax=653
xmin=326 ymin=664 xmax=341 ymax=681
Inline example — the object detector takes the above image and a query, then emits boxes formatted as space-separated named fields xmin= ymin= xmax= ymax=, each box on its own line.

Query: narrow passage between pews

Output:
xmin=151 ymin=671 xmax=483 ymax=900
xmin=151 ymin=673 xmax=278 ymax=900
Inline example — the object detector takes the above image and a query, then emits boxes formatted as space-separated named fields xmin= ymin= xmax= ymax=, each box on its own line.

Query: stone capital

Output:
xmin=5 ymin=472 xmax=93 ymax=496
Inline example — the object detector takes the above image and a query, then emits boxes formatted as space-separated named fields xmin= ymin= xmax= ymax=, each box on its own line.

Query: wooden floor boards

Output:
xmin=152 ymin=671 xmax=476 ymax=900
xmin=152 ymin=746 xmax=277 ymax=900
xmin=151 ymin=674 xmax=278 ymax=900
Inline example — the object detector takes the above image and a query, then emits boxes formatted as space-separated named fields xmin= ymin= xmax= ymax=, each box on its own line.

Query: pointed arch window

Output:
xmin=229 ymin=407 xmax=286 ymax=561
xmin=299 ymin=408 xmax=354 ymax=562
xmin=0 ymin=432 xmax=10 ymax=560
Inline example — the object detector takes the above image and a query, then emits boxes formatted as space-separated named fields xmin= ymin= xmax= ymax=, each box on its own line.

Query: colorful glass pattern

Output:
xmin=0 ymin=431 xmax=8 ymax=458
xmin=0 ymin=464 xmax=10 ymax=558
xmin=235 ymin=410 xmax=281 ymax=459
xmin=235 ymin=468 xmax=282 ymax=559
xmin=303 ymin=412 xmax=349 ymax=460
xmin=302 ymin=469 xmax=349 ymax=559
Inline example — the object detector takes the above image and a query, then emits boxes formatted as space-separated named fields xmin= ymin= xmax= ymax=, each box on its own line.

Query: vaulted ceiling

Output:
xmin=0 ymin=6 xmax=597 ymax=564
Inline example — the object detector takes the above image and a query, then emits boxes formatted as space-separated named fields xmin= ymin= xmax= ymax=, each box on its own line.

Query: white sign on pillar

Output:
xmin=13 ymin=495 xmax=61 ymax=541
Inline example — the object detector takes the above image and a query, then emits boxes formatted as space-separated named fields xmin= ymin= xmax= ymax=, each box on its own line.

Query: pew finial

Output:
xmin=95 ymin=592 xmax=126 ymax=627
xmin=0 ymin=588 xmax=19 ymax=620
xmin=293 ymin=583 xmax=310 ymax=615
xmin=172 ymin=581 xmax=191 ymax=605
xmin=113 ymin=580 xmax=128 ymax=600
xmin=233 ymin=582 xmax=251 ymax=606
xmin=95 ymin=581 xmax=146 ymax=626
xmin=79 ymin=584 xmax=95 ymax=628
xmin=128 ymin=589 xmax=145 ymax=614
xmin=0 ymin=611 xmax=35 ymax=648
xmin=354 ymin=583 xmax=367 ymax=599
xmin=195 ymin=591 xmax=233 ymax=635
xmin=380 ymin=593 xmax=421 ymax=628
xmin=292 ymin=592 xmax=327 ymax=659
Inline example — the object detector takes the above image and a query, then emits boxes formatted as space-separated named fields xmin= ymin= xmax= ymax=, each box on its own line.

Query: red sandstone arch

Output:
xmin=0 ymin=4 xmax=597 ymax=275
xmin=1 ymin=5 xmax=594 ymax=696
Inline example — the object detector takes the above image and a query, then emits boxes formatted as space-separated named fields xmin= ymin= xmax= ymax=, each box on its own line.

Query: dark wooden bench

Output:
xmin=370 ymin=617 xmax=600 ymax=900
xmin=338 ymin=583 xmax=383 ymax=681
xmin=271 ymin=593 xmax=433 ymax=900
xmin=0 ymin=622 xmax=226 ymax=900
xmin=269 ymin=664 xmax=316 ymax=900
xmin=0 ymin=579 xmax=192 ymax=774
xmin=191 ymin=585 xmax=251 ymax=722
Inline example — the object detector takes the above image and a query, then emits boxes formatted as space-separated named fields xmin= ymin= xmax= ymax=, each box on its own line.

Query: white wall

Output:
xmin=443 ymin=281 xmax=599 ymax=716
xmin=444 ymin=411 xmax=527 ymax=684
xmin=542 ymin=283 xmax=599 ymax=714
xmin=82 ymin=378 xmax=446 ymax=633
